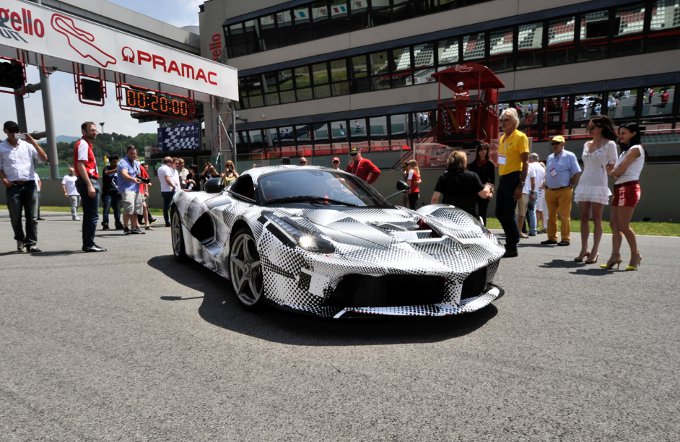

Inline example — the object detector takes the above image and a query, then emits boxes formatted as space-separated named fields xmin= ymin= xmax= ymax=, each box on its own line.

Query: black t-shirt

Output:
xmin=434 ymin=168 xmax=484 ymax=215
xmin=101 ymin=166 xmax=118 ymax=195
xmin=467 ymin=159 xmax=495 ymax=186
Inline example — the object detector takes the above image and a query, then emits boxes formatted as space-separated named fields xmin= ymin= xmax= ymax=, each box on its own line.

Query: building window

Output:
xmin=437 ymin=38 xmax=459 ymax=67
xmin=612 ymin=3 xmax=646 ymax=56
xmin=516 ymin=22 xmax=543 ymax=70
xmin=578 ymin=11 xmax=609 ymax=62
xmin=572 ymin=93 xmax=603 ymax=122
xmin=263 ymin=72 xmax=280 ymax=106
xmin=312 ymin=62 xmax=331 ymax=99
xmin=259 ymin=14 xmax=277 ymax=51
xmin=292 ymin=6 xmax=312 ymax=44
xmin=329 ymin=0 xmax=350 ymax=33
xmin=411 ymin=43 xmax=435 ymax=85
xmin=488 ymin=27 xmax=514 ymax=72
xmin=607 ymin=90 xmax=637 ymax=119
xmin=642 ymin=86 xmax=674 ymax=116
xmin=295 ymin=66 xmax=313 ymax=101
xmin=391 ymin=46 xmax=412 ymax=88
xmin=350 ymin=55 xmax=370 ymax=93
xmin=546 ymin=16 xmax=576 ymax=66
xmin=647 ymin=0 xmax=680 ymax=52
xmin=330 ymin=58 xmax=350 ymax=95
xmin=370 ymin=51 xmax=390 ymax=91
xmin=462 ymin=32 xmax=485 ymax=60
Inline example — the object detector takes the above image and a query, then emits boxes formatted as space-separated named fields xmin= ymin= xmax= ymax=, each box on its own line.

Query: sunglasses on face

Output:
xmin=332 ymin=160 xmax=339 ymax=163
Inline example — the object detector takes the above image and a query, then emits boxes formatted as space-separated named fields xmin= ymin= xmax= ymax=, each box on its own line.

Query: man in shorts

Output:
xmin=117 ymin=145 xmax=145 ymax=234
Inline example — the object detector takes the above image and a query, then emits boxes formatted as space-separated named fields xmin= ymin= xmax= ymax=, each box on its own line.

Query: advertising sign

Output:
xmin=0 ymin=0 xmax=238 ymax=100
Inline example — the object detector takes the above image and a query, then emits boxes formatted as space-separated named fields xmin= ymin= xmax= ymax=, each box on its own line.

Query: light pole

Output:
xmin=99 ymin=122 xmax=106 ymax=164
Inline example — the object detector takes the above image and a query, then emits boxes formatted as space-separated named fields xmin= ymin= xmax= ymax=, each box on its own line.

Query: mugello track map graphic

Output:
xmin=50 ymin=13 xmax=116 ymax=68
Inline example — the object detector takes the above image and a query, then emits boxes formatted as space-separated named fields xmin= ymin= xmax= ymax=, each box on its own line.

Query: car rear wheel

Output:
xmin=171 ymin=209 xmax=187 ymax=262
xmin=229 ymin=228 xmax=264 ymax=309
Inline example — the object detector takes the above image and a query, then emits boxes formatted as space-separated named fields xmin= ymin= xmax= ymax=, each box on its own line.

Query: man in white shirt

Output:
xmin=518 ymin=153 xmax=545 ymax=237
xmin=0 ymin=121 xmax=49 ymax=253
xmin=157 ymin=156 xmax=178 ymax=227
xmin=61 ymin=167 xmax=81 ymax=220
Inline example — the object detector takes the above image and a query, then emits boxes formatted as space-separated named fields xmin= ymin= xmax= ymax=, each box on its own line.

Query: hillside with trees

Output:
xmin=55 ymin=132 xmax=158 ymax=165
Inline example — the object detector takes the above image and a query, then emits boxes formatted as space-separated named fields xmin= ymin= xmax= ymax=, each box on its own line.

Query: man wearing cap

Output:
xmin=74 ymin=121 xmax=106 ymax=252
xmin=346 ymin=147 xmax=380 ymax=184
xmin=541 ymin=135 xmax=581 ymax=246
xmin=331 ymin=157 xmax=341 ymax=170
xmin=453 ymin=81 xmax=470 ymax=129
xmin=0 ymin=121 xmax=49 ymax=253
xmin=496 ymin=108 xmax=529 ymax=258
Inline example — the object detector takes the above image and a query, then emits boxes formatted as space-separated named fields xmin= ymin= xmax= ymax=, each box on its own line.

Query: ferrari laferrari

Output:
xmin=170 ymin=165 xmax=504 ymax=318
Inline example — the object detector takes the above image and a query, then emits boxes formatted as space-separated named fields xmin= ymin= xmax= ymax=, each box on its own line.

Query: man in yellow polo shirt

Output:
xmin=496 ymin=108 xmax=529 ymax=258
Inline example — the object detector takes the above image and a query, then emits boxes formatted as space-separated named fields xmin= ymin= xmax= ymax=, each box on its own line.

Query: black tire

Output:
xmin=229 ymin=228 xmax=264 ymax=310
xmin=171 ymin=209 xmax=187 ymax=262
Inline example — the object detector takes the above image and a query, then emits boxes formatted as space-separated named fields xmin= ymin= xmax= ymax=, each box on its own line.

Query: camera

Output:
xmin=139 ymin=177 xmax=151 ymax=184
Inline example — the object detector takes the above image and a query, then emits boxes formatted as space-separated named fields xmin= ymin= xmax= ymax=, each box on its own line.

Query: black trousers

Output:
xmin=495 ymin=172 xmax=520 ymax=251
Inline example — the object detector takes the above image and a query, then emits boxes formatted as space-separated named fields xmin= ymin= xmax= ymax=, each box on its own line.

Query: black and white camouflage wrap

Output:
xmin=171 ymin=166 xmax=505 ymax=319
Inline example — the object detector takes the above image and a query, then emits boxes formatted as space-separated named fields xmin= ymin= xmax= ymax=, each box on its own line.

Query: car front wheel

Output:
xmin=229 ymin=228 xmax=264 ymax=309
xmin=171 ymin=209 xmax=187 ymax=262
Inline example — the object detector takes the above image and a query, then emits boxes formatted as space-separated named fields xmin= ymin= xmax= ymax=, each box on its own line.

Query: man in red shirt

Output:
xmin=345 ymin=147 xmax=381 ymax=184
xmin=74 ymin=121 xmax=106 ymax=252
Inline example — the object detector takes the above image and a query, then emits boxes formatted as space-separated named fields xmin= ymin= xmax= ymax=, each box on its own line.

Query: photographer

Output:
xmin=200 ymin=161 xmax=219 ymax=190
xmin=117 ymin=145 xmax=144 ymax=234
xmin=221 ymin=160 xmax=239 ymax=186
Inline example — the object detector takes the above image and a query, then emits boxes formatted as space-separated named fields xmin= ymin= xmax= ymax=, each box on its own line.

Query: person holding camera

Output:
xmin=117 ymin=145 xmax=144 ymax=234
xmin=200 ymin=161 xmax=220 ymax=189
xmin=0 ymin=121 xmax=49 ymax=253
xmin=222 ymin=160 xmax=239 ymax=186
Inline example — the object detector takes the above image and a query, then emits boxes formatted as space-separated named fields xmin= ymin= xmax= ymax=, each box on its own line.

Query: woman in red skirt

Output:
xmin=601 ymin=122 xmax=645 ymax=271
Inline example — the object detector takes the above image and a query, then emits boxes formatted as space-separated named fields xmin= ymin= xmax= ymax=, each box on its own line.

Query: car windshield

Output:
xmin=257 ymin=169 xmax=390 ymax=208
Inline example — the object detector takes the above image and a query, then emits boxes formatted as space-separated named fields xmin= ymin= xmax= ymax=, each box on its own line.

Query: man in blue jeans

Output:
xmin=74 ymin=121 xmax=106 ymax=252
xmin=0 ymin=121 xmax=49 ymax=253
xmin=157 ymin=156 xmax=178 ymax=227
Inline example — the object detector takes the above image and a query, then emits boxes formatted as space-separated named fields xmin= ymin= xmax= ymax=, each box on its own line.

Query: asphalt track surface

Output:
xmin=1 ymin=212 xmax=678 ymax=441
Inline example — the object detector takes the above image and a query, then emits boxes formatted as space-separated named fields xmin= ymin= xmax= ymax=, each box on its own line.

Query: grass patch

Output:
xmin=485 ymin=217 xmax=680 ymax=237
xmin=4 ymin=205 xmax=680 ymax=237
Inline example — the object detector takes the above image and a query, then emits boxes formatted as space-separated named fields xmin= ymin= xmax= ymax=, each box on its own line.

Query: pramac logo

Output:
xmin=51 ymin=14 xmax=116 ymax=68
xmin=121 ymin=46 xmax=218 ymax=86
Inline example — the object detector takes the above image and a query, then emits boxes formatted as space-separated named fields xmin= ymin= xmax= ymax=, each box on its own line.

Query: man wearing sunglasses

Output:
xmin=0 ymin=121 xmax=49 ymax=253
xmin=346 ymin=147 xmax=380 ymax=184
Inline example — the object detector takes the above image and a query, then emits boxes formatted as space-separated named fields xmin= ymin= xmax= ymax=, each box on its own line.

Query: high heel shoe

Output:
xmin=600 ymin=255 xmax=622 ymax=270
xmin=625 ymin=252 xmax=642 ymax=271
xmin=574 ymin=251 xmax=590 ymax=262
xmin=585 ymin=253 xmax=599 ymax=264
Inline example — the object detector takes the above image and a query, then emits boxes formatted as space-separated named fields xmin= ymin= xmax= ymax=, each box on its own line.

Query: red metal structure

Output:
xmin=431 ymin=63 xmax=505 ymax=148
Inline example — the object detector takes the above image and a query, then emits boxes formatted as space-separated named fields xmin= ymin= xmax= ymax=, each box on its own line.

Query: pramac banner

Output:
xmin=0 ymin=0 xmax=238 ymax=100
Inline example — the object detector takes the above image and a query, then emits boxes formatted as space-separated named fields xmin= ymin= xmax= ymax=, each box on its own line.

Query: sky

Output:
xmin=1 ymin=0 xmax=202 ymax=138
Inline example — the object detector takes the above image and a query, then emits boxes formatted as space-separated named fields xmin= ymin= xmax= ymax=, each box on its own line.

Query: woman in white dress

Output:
xmin=573 ymin=116 xmax=618 ymax=263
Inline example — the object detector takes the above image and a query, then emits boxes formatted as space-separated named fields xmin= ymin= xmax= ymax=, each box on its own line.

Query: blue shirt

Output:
xmin=544 ymin=148 xmax=581 ymax=189
xmin=117 ymin=156 xmax=140 ymax=193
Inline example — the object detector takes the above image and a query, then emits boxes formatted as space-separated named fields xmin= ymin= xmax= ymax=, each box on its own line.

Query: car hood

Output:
xmin=268 ymin=206 xmax=491 ymax=250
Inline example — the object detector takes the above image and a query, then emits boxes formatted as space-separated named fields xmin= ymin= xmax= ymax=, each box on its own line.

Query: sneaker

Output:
xmin=557 ymin=240 xmax=570 ymax=246
xmin=123 ymin=227 xmax=130 ymax=234
xmin=129 ymin=228 xmax=145 ymax=234
xmin=541 ymin=239 xmax=558 ymax=245
xmin=82 ymin=244 xmax=107 ymax=252
xmin=73 ymin=216 xmax=81 ymax=221
xmin=102 ymin=224 xmax=110 ymax=231
xmin=26 ymin=246 xmax=42 ymax=253
xmin=16 ymin=241 xmax=25 ymax=253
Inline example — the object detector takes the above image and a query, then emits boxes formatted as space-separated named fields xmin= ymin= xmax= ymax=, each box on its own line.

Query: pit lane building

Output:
xmin=199 ymin=0 xmax=679 ymax=163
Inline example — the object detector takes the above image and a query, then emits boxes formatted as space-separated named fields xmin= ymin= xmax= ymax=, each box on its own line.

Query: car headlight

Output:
xmin=264 ymin=214 xmax=335 ymax=253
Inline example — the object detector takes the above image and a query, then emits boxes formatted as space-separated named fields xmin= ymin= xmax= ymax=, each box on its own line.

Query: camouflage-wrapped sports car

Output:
xmin=170 ymin=165 xmax=504 ymax=318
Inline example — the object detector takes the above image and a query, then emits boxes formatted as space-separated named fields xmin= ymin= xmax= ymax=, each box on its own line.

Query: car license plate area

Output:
xmin=325 ymin=274 xmax=446 ymax=307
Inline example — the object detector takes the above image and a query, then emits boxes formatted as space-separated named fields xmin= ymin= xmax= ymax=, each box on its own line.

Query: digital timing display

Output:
xmin=117 ymin=83 xmax=196 ymax=119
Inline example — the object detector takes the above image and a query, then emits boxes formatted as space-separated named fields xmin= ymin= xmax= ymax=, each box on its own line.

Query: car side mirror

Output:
xmin=396 ymin=180 xmax=409 ymax=192
xmin=204 ymin=177 xmax=224 ymax=193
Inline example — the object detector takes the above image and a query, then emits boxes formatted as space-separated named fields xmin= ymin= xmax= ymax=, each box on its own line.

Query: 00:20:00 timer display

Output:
xmin=119 ymin=85 xmax=195 ymax=119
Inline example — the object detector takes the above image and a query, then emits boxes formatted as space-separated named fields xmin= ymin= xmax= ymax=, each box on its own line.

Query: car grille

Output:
xmin=461 ymin=267 xmax=489 ymax=300
xmin=324 ymin=274 xmax=446 ymax=307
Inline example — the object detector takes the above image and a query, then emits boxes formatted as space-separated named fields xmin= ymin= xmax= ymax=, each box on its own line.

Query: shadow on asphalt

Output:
xmin=148 ymin=255 xmax=498 ymax=346
xmin=539 ymin=259 xmax=586 ymax=269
